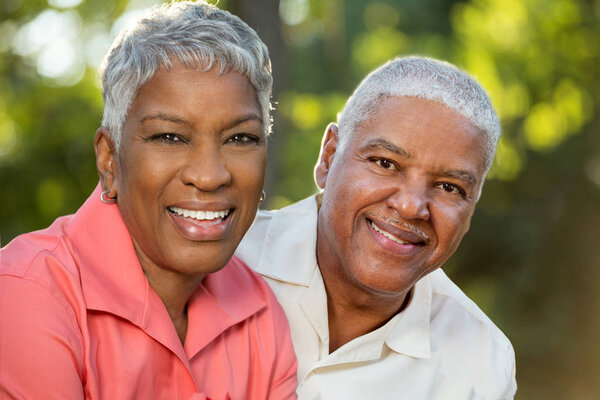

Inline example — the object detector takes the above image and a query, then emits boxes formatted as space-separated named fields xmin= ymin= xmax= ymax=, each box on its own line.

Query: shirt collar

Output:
xmin=184 ymin=258 xmax=266 ymax=357
xmin=384 ymin=274 xmax=432 ymax=358
xmin=253 ymin=194 xmax=432 ymax=359
xmin=66 ymin=183 xmax=265 ymax=359
xmin=66 ymin=183 xmax=153 ymax=326
xmin=254 ymin=195 xmax=320 ymax=285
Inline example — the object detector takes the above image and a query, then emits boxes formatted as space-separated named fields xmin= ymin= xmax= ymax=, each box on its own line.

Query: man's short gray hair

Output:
xmin=99 ymin=1 xmax=272 ymax=150
xmin=337 ymin=56 xmax=501 ymax=170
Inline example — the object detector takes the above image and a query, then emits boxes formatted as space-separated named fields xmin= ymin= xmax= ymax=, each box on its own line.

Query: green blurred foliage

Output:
xmin=1 ymin=0 xmax=599 ymax=398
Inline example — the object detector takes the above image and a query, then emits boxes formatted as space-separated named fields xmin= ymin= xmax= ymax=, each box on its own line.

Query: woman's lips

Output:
xmin=167 ymin=206 xmax=234 ymax=241
xmin=169 ymin=206 xmax=230 ymax=221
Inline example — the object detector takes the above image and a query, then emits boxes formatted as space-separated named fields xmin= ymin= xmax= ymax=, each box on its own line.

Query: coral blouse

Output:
xmin=0 ymin=185 xmax=297 ymax=400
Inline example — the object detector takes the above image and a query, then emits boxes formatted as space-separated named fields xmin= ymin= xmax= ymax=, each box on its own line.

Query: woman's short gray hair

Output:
xmin=99 ymin=1 xmax=272 ymax=150
xmin=337 ymin=56 xmax=501 ymax=170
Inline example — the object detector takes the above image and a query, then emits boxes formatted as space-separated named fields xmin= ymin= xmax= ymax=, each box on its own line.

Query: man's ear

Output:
xmin=314 ymin=123 xmax=339 ymax=189
xmin=94 ymin=127 xmax=118 ymax=197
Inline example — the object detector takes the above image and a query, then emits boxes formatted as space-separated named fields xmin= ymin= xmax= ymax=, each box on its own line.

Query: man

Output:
xmin=236 ymin=56 xmax=516 ymax=399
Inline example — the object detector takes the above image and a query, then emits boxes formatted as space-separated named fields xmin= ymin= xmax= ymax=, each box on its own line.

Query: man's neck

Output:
xmin=315 ymin=212 xmax=411 ymax=353
xmin=320 ymin=266 xmax=411 ymax=353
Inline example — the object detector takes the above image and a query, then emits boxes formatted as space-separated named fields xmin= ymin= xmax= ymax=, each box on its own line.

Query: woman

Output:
xmin=0 ymin=2 xmax=297 ymax=399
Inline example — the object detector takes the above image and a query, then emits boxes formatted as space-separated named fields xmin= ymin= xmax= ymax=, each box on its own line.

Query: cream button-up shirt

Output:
xmin=236 ymin=196 xmax=516 ymax=400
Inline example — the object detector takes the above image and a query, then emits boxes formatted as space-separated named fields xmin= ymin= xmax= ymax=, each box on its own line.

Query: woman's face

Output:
xmin=97 ymin=63 xmax=266 ymax=279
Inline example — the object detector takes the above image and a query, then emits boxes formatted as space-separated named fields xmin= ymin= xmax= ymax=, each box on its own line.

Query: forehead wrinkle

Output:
xmin=361 ymin=137 xmax=412 ymax=159
xmin=140 ymin=113 xmax=192 ymax=127
xmin=140 ymin=111 xmax=263 ymax=133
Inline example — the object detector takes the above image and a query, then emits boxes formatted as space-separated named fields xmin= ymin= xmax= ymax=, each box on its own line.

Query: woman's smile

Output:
xmin=167 ymin=204 xmax=235 ymax=241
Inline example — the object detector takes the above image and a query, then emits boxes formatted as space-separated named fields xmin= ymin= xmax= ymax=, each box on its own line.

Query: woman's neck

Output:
xmin=133 ymin=243 xmax=204 ymax=344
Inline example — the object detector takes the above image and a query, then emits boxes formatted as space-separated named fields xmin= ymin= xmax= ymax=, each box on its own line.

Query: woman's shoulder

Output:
xmin=0 ymin=216 xmax=89 ymax=399
xmin=2 ymin=215 xmax=73 ymax=269
xmin=1 ymin=214 xmax=85 ymax=308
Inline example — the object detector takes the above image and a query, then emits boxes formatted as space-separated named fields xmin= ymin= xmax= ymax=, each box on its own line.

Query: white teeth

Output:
xmin=370 ymin=221 xmax=410 ymax=245
xmin=170 ymin=207 xmax=230 ymax=221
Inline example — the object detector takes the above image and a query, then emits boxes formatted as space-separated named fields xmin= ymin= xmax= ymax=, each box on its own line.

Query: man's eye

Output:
xmin=373 ymin=158 xmax=396 ymax=170
xmin=437 ymin=182 xmax=466 ymax=197
xmin=227 ymin=134 xmax=259 ymax=145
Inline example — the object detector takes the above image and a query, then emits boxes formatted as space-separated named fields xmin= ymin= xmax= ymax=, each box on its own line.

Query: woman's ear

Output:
xmin=314 ymin=123 xmax=339 ymax=189
xmin=94 ymin=127 xmax=118 ymax=197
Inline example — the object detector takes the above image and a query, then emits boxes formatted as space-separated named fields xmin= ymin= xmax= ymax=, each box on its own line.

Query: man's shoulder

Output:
xmin=429 ymin=269 xmax=511 ymax=344
xmin=237 ymin=196 xmax=319 ymax=277
xmin=247 ymin=196 xmax=318 ymax=234
xmin=426 ymin=269 xmax=516 ymax=397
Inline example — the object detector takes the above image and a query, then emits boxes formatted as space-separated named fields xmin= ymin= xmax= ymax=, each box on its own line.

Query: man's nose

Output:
xmin=385 ymin=182 xmax=430 ymax=221
xmin=180 ymin=145 xmax=232 ymax=192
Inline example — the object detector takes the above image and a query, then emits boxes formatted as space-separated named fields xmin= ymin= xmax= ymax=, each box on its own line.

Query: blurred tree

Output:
xmin=446 ymin=0 xmax=600 ymax=397
xmin=226 ymin=0 xmax=288 ymax=199
xmin=0 ymin=0 xmax=124 ymax=243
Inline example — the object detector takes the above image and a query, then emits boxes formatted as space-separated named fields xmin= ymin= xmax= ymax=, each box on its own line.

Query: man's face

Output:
xmin=315 ymin=96 xmax=488 ymax=298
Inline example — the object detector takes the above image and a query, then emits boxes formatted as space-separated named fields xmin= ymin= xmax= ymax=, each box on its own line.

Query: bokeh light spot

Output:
xmin=279 ymin=0 xmax=310 ymax=26
xmin=524 ymin=103 xmax=567 ymax=151
xmin=0 ymin=117 xmax=20 ymax=161
xmin=352 ymin=28 xmax=407 ymax=73
xmin=364 ymin=2 xmax=400 ymax=30
xmin=48 ymin=0 xmax=83 ymax=9
xmin=289 ymin=94 xmax=323 ymax=131
xmin=488 ymin=137 xmax=522 ymax=181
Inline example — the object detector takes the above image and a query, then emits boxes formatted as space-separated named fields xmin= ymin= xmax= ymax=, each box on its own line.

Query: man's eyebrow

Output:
xmin=361 ymin=138 xmax=412 ymax=159
xmin=140 ymin=113 xmax=192 ymax=126
xmin=222 ymin=113 xmax=263 ymax=131
xmin=442 ymin=169 xmax=478 ymax=188
xmin=361 ymin=138 xmax=478 ymax=186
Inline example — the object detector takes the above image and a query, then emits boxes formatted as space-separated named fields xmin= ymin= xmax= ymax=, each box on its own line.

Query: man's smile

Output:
xmin=369 ymin=220 xmax=425 ymax=245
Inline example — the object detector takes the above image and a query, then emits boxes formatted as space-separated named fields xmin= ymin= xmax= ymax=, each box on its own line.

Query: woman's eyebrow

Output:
xmin=222 ymin=113 xmax=263 ymax=131
xmin=140 ymin=113 xmax=192 ymax=126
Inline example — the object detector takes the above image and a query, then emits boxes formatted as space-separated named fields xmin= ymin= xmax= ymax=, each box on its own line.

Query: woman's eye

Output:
xmin=227 ymin=134 xmax=259 ymax=145
xmin=373 ymin=158 xmax=396 ymax=170
xmin=437 ymin=182 xmax=466 ymax=197
xmin=152 ymin=133 xmax=184 ymax=144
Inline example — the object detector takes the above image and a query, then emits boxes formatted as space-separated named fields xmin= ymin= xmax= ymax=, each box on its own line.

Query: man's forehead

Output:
xmin=352 ymin=96 xmax=492 ymax=167
xmin=346 ymin=98 xmax=488 ymax=179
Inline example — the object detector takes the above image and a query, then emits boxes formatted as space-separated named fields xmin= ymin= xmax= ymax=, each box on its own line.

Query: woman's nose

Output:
xmin=385 ymin=183 xmax=430 ymax=221
xmin=180 ymin=146 xmax=232 ymax=192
